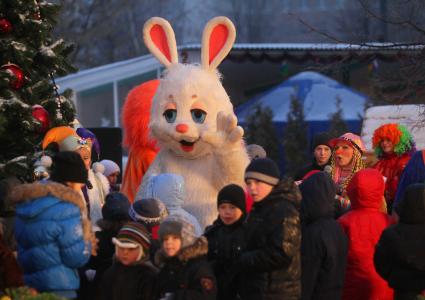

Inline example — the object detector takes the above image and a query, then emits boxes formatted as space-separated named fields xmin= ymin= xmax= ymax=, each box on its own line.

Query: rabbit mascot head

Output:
xmin=139 ymin=16 xmax=250 ymax=228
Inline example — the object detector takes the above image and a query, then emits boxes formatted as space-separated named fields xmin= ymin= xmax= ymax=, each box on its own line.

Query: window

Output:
xmin=77 ymin=83 xmax=114 ymax=127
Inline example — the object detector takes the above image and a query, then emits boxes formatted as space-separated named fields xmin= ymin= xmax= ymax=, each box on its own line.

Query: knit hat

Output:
xmin=246 ymin=144 xmax=267 ymax=160
xmin=129 ymin=198 xmax=169 ymax=226
xmin=112 ymin=222 xmax=151 ymax=251
xmin=311 ymin=132 xmax=332 ymax=150
xmin=217 ymin=184 xmax=246 ymax=214
xmin=158 ymin=215 xmax=196 ymax=248
xmin=245 ymin=158 xmax=280 ymax=186
xmin=329 ymin=132 xmax=366 ymax=154
xmin=100 ymin=159 xmax=120 ymax=176
xmin=102 ymin=192 xmax=131 ymax=221
xmin=50 ymin=151 xmax=88 ymax=184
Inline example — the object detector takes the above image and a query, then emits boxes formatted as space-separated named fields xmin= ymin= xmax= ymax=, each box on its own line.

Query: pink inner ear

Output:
xmin=209 ymin=24 xmax=229 ymax=64
xmin=151 ymin=24 xmax=171 ymax=62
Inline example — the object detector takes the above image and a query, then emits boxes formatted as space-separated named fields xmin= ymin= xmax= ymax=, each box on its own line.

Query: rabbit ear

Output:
xmin=143 ymin=17 xmax=178 ymax=67
xmin=201 ymin=16 xmax=236 ymax=70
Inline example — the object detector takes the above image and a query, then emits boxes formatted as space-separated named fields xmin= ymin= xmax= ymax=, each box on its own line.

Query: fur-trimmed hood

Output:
xmin=155 ymin=236 xmax=208 ymax=267
xmin=11 ymin=181 xmax=92 ymax=241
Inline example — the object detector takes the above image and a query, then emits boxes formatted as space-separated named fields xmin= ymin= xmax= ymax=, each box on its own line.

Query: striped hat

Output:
xmin=112 ymin=222 xmax=151 ymax=251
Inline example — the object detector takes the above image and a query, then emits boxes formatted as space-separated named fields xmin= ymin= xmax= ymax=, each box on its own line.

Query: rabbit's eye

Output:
xmin=191 ymin=109 xmax=207 ymax=124
xmin=163 ymin=109 xmax=177 ymax=123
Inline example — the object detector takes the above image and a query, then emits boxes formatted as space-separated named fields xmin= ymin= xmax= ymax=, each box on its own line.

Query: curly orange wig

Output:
xmin=372 ymin=123 xmax=400 ymax=148
xmin=372 ymin=123 xmax=414 ymax=157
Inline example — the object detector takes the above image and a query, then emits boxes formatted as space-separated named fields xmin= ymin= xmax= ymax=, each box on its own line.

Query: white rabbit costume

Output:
xmin=138 ymin=17 xmax=250 ymax=228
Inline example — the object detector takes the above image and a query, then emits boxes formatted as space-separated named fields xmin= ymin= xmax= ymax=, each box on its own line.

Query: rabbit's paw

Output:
xmin=203 ymin=111 xmax=244 ymax=149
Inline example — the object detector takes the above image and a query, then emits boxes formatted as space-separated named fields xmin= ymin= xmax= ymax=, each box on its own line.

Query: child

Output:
xmin=99 ymin=159 xmax=121 ymax=192
xmin=374 ymin=183 xmax=425 ymax=300
xmin=99 ymin=222 xmax=158 ymax=300
xmin=299 ymin=172 xmax=348 ymax=300
xmin=156 ymin=216 xmax=216 ymax=299
xmin=12 ymin=151 xmax=93 ymax=299
xmin=338 ymin=168 xmax=393 ymax=300
xmin=238 ymin=158 xmax=301 ymax=300
xmin=79 ymin=191 xmax=131 ymax=300
xmin=204 ymin=184 xmax=246 ymax=300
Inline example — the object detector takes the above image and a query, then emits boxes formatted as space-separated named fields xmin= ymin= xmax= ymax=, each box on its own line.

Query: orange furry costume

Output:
xmin=121 ymin=79 xmax=160 ymax=202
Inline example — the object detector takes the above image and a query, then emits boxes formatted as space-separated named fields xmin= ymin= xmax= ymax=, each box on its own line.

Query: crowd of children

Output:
xmin=1 ymin=123 xmax=425 ymax=300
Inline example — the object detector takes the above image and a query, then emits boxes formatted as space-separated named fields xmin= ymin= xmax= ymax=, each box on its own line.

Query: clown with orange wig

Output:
xmin=372 ymin=123 xmax=415 ymax=211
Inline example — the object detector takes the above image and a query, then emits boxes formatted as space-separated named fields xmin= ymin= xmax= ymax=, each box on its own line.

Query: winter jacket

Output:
xmin=394 ymin=150 xmax=425 ymax=208
xmin=156 ymin=236 xmax=217 ymax=300
xmin=204 ymin=217 xmax=246 ymax=300
xmin=98 ymin=258 xmax=159 ymax=300
xmin=299 ymin=172 xmax=348 ymax=300
xmin=12 ymin=182 xmax=91 ymax=294
xmin=80 ymin=169 xmax=109 ymax=231
xmin=372 ymin=152 xmax=411 ymax=209
xmin=374 ymin=183 xmax=425 ymax=300
xmin=139 ymin=173 xmax=203 ymax=235
xmin=294 ymin=159 xmax=330 ymax=181
xmin=338 ymin=169 xmax=394 ymax=300
xmin=238 ymin=178 xmax=301 ymax=300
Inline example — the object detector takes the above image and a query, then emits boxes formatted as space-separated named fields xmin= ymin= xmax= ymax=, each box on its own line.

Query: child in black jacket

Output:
xmin=98 ymin=222 xmax=159 ymax=300
xmin=204 ymin=184 xmax=246 ymax=300
xmin=156 ymin=216 xmax=216 ymax=300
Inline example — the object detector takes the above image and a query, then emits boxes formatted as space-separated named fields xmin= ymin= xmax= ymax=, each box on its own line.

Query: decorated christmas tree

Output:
xmin=0 ymin=0 xmax=76 ymax=182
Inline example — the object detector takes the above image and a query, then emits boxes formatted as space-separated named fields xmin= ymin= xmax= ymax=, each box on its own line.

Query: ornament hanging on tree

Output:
xmin=0 ymin=18 xmax=13 ymax=34
xmin=1 ymin=63 xmax=25 ymax=89
xmin=32 ymin=104 xmax=50 ymax=133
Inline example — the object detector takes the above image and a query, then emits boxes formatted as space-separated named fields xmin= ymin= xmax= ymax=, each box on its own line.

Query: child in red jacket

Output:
xmin=338 ymin=168 xmax=394 ymax=300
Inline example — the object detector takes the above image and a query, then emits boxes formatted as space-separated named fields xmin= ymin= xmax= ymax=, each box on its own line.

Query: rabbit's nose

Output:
xmin=176 ymin=123 xmax=189 ymax=133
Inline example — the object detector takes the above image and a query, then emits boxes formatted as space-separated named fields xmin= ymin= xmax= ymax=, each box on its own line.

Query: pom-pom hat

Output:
xmin=42 ymin=126 xmax=93 ymax=153
xmin=329 ymin=132 xmax=366 ymax=154
xmin=99 ymin=159 xmax=120 ymax=176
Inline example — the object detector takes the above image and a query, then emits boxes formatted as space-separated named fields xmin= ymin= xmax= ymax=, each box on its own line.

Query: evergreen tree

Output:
xmin=0 ymin=0 xmax=76 ymax=182
xmin=244 ymin=105 xmax=280 ymax=163
xmin=282 ymin=94 xmax=308 ymax=176
xmin=328 ymin=96 xmax=348 ymax=138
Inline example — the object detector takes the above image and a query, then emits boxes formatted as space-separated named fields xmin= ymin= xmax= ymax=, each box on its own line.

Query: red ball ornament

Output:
xmin=1 ymin=63 xmax=25 ymax=89
xmin=0 ymin=18 xmax=13 ymax=34
xmin=32 ymin=105 xmax=50 ymax=133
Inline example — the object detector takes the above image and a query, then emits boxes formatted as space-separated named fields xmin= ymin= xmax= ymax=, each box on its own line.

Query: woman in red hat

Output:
xmin=329 ymin=132 xmax=366 ymax=216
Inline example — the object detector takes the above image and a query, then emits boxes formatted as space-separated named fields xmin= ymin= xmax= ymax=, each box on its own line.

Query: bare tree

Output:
xmin=292 ymin=0 xmax=425 ymax=106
